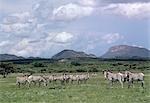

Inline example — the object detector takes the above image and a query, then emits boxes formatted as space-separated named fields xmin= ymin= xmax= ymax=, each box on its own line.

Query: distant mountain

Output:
xmin=0 ymin=54 xmax=24 ymax=61
xmin=28 ymin=56 xmax=42 ymax=59
xmin=52 ymin=49 xmax=97 ymax=59
xmin=101 ymin=45 xmax=150 ymax=59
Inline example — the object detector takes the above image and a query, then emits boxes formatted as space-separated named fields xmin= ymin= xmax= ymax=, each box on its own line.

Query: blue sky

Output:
xmin=0 ymin=0 xmax=150 ymax=57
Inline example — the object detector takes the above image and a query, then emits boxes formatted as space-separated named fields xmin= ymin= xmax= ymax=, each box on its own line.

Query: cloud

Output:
xmin=2 ymin=31 xmax=75 ymax=57
xmin=78 ymin=0 xmax=97 ymax=6
xmin=0 ymin=0 xmax=149 ymax=57
xmin=0 ymin=23 xmax=32 ymax=34
xmin=52 ymin=3 xmax=94 ymax=21
xmin=101 ymin=0 xmax=149 ymax=4
xmin=9 ymin=38 xmax=41 ymax=56
xmin=132 ymin=44 xmax=143 ymax=48
xmin=102 ymin=2 xmax=150 ymax=18
xmin=10 ymin=12 xmax=32 ymax=23
xmin=0 ymin=41 xmax=10 ymax=47
xmin=0 ymin=12 xmax=39 ymax=36
xmin=8 ymin=38 xmax=45 ymax=57
xmin=101 ymin=33 xmax=124 ymax=44
xmin=45 ymin=32 xmax=74 ymax=43
xmin=53 ymin=32 xmax=73 ymax=43
xmin=0 ymin=11 xmax=37 ymax=34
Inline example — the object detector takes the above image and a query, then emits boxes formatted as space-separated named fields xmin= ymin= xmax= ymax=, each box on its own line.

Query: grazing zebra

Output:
xmin=16 ymin=75 xmax=28 ymax=88
xmin=103 ymin=71 xmax=124 ymax=88
xmin=43 ymin=75 xmax=55 ymax=85
xmin=69 ymin=75 xmax=80 ymax=84
xmin=125 ymin=71 xmax=144 ymax=88
xmin=27 ymin=75 xmax=47 ymax=87
xmin=78 ymin=73 xmax=90 ymax=84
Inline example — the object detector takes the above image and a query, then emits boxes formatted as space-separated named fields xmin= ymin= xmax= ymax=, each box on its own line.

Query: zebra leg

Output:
xmin=61 ymin=80 xmax=64 ymax=85
xmin=16 ymin=82 xmax=19 ymax=87
xmin=131 ymin=80 xmax=135 ymax=88
xmin=33 ymin=81 xmax=36 ymax=86
xmin=28 ymin=82 xmax=30 ymax=88
xmin=71 ymin=80 xmax=73 ymax=84
xmin=44 ymin=81 xmax=47 ymax=87
xmin=119 ymin=81 xmax=123 ymax=88
xmin=85 ymin=79 xmax=87 ymax=84
xmin=141 ymin=81 xmax=144 ymax=88
xmin=109 ymin=81 xmax=113 ymax=88
xmin=39 ymin=82 xmax=41 ymax=87
xmin=78 ymin=80 xmax=80 ymax=84
xmin=128 ymin=81 xmax=131 ymax=88
xmin=17 ymin=82 xmax=20 ymax=88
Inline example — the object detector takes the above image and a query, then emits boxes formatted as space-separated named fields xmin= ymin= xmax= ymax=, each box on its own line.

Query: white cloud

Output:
xmin=0 ymin=41 xmax=10 ymax=47
xmin=0 ymin=0 xmax=149 ymax=57
xmin=9 ymin=38 xmax=44 ymax=57
xmin=3 ymin=12 xmax=36 ymax=24
xmin=46 ymin=32 xmax=74 ymax=43
xmin=0 ymin=11 xmax=37 ymax=35
xmin=54 ymin=32 xmax=73 ymax=43
xmin=132 ymin=44 xmax=143 ymax=48
xmin=6 ymin=31 xmax=74 ymax=57
xmin=10 ymin=12 xmax=31 ymax=22
xmin=101 ymin=33 xmax=124 ymax=44
xmin=33 ymin=3 xmax=40 ymax=11
xmin=52 ymin=3 xmax=94 ymax=21
xmin=102 ymin=2 xmax=150 ymax=18
xmin=0 ymin=23 xmax=31 ymax=33
xmin=78 ymin=0 xmax=97 ymax=6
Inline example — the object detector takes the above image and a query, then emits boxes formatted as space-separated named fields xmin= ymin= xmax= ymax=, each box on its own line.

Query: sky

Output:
xmin=0 ymin=0 xmax=150 ymax=58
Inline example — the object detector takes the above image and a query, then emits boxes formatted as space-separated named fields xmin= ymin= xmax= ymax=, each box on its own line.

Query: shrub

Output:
xmin=89 ymin=68 xmax=98 ymax=72
xmin=40 ymin=68 xmax=47 ymax=73
xmin=0 ymin=62 xmax=14 ymax=78
xmin=76 ymin=68 xmax=87 ymax=72
xmin=71 ymin=61 xmax=81 ymax=66
xmin=33 ymin=62 xmax=45 ymax=67
xmin=124 ymin=64 xmax=129 ymax=66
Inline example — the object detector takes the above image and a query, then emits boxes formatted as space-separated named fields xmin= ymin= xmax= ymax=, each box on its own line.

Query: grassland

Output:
xmin=12 ymin=59 xmax=150 ymax=73
xmin=0 ymin=72 xmax=149 ymax=103
xmin=0 ymin=60 xmax=150 ymax=103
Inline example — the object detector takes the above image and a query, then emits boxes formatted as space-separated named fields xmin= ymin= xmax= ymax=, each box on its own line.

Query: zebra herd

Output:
xmin=16 ymin=71 xmax=145 ymax=88
xmin=16 ymin=73 xmax=90 ymax=88
xmin=103 ymin=70 xmax=145 ymax=88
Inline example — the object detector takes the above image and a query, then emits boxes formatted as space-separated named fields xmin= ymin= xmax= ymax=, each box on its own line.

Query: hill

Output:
xmin=52 ymin=49 xmax=96 ymax=60
xmin=0 ymin=54 xmax=24 ymax=61
xmin=101 ymin=45 xmax=150 ymax=59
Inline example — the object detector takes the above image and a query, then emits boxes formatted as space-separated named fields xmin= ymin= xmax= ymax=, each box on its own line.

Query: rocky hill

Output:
xmin=52 ymin=49 xmax=96 ymax=60
xmin=101 ymin=45 xmax=150 ymax=59
xmin=0 ymin=54 xmax=24 ymax=61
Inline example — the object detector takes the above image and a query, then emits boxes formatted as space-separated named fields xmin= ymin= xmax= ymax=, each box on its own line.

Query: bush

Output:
xmin=40 ymin=68 xmax=47 ymax=73
xmin=15 ymin=68 xmax=22 ymax=73
xmin=112 ymin=63 xmax=118 ymax=66
xmin=71 ymin=61 xmax=81 ymax=66
xmin=75 ymin=68 xmax=87 ymax=72
xmin=124 ymin=64 xmax=129 ymax=66
xmin=33 ymin=62 xmax=45 ymax=67
xmin=0 ymin=62 xmax=15 ymax=78
xmin=89 ymin=68 xmax=98 ymax=72
xmin=24 ymin=69 xmax=36 ymax=74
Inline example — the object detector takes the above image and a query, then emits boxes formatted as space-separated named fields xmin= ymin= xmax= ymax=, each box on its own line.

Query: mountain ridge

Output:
xmin=0 ymin=54 xmax=24 ymax=61
xmin=101 ymin=45 xmax=150 ymax=59
xmin=1 ymin=45 xmax=150 ymax=61
xmin=52 ymin=49 xmax=97 ymax=60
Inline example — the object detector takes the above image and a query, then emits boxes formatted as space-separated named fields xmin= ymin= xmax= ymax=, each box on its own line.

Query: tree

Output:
xmin=33 ymin=62 xmax=45 ymax=67
xmin=71 ymin=61 xmax=81 ymax=66
xmin=0 ymin=63 xmax=14 ymax=78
